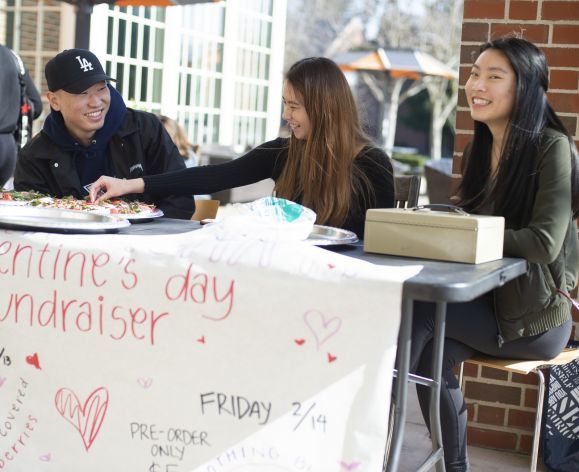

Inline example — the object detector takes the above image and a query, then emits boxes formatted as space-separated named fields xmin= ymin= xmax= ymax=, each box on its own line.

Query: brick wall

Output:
xmin=455 ymin=0 xmax=579 ymax=456
xmin=461 ymin=361 xmax=541 ymax=454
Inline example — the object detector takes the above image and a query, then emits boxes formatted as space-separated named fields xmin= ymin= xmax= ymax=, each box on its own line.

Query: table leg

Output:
xmin=386 ymin=297 xmax=413 ymax=472
xmin=430 ymin=302 xmax=447 ymax=472
xmin=386 ymin=299 xmax=447 ymax=472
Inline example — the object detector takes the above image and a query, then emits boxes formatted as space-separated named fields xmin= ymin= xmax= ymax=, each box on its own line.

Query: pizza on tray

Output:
xmin=1 ymin=191 xmax=159 ymax=218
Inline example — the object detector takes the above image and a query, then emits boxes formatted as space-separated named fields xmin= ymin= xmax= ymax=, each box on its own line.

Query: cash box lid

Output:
xmin=365 ymin=208 xmax=504 ymax=230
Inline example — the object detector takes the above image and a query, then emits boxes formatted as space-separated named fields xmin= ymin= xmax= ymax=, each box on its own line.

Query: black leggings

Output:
xmin=410 ymin=294 xmax=571 ymax=472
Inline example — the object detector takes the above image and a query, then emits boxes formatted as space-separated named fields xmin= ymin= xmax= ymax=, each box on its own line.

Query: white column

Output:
xmin=161 ymin=6 xmax=181 ymax=118
xmin=89 ymin=4 xmax=109 ymax=58
xmin=218 ymin=0 xmax=239 ymax=145
xmin=266 ymin=0 xmax=287 ymax=140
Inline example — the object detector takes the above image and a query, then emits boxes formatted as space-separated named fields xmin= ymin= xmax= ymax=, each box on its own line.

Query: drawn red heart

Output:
xmin=294 ymin=339 xmax=305 ymax=346
xmin=197 ymin=336 xmax=206 ymax=344
xmin=327 ymin=353 xmax=337 ymax=363
xmin=328 ymin=263 xmax=336 ymax=269
xmin=54 ymin=387 xmax=109 ymax=451
xmin=26 ymin=353 xmax=41 ymax=370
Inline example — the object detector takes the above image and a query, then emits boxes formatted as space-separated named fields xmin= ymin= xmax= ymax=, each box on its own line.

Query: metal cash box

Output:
xmin=363 ymin=206 xmax=505 ymax=264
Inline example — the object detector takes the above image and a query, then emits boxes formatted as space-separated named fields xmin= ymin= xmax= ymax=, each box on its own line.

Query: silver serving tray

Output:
xmin=306 ymin=224 xmax=358 ymax=246
xmin=0 ymin=206 xmax=131 ymax=233
xmin=0 ymin=200 xmax=29 ymax=206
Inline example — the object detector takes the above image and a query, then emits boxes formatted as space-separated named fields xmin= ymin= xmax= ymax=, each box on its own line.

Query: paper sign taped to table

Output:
xmin=0 ymin=227 xmax=420 ymax=472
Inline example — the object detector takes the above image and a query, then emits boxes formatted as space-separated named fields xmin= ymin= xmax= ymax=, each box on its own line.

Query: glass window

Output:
xmin=214 ymin=79 xmax=222 ymax=108
xmin=143 ymin=25 xmax=150 ymax=60
xmin=153 ymin=68 xmax=162 ymax=102
xmin=129 ymin=65 xmax=137 ymax=101
xmin=184 ymin=37 xmax=192 ymax=68
xmin=154 ymin=28 xmax=164 ymax=62
xmin=187 ymin=75 xmax=193 ymax=106
xmin=107 ymin=17 xmax=114 ymax=54
xmin=264 ymin=54 xmax=270 ymax=80
xmin=118 ymin=19 xmax=126 ymax=56
xmin=212 ymin=114 xmax=219 ymax=142
xmin=130 ymin=23 xmax=138 ymax=59
xmin=195 ymin=76 xmax=202 ymax=106
xmin=264 ymin=21 xmax=272 ymax=48
xmin=2 ymin=11 xmax=13 ymax=47
xmin=140 ymin=67 xmax=148 ymax=102
xmin=216 ymin=43 xmax=224 ymax=73
xmin=117 ymin=64 xmax=125 ymax=95
xmin=260 ymin=118 xmax=266 ymax=142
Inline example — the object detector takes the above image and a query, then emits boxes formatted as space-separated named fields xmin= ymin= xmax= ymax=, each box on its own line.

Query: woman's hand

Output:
xmin=89 ymin=176 xmax=145 ymax=203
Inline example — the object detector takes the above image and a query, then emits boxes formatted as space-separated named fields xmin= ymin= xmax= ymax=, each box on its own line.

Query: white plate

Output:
xmin=305 ymin=225 xmax=358 ymax=246
xmin=118 ymin=208 xmax=164 ymax=221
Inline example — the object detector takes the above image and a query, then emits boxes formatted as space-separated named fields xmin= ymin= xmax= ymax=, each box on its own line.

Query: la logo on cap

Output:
xmin=75 ymin=55 xmax=94 ymax=72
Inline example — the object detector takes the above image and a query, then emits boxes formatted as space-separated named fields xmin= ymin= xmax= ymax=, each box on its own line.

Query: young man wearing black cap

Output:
xmin=14 ymin=48 xmax=195 ymax=219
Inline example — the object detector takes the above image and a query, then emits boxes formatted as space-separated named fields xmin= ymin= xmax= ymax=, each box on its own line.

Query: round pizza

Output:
xmin=0 ymin=190 xmax=159 ymax=218
xmin=28 ymin=195 xmax=159 ymax=218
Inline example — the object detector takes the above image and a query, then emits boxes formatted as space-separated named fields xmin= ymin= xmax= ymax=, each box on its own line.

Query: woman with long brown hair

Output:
xmin=89 ymin=57 xmax=394 ymax=238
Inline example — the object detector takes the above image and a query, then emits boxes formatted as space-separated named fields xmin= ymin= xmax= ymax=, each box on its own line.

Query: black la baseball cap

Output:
xmin=45 ymin=49 xmax=115 ymax=94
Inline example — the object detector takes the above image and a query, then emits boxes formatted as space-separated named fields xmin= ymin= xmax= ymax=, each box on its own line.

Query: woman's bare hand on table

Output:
xmin=89 ymin=176 xmax=145 ymax=203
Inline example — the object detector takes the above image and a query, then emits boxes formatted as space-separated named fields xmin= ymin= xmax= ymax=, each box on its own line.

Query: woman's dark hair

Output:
xmin=458 ymin=37 xmax=579 ymax=222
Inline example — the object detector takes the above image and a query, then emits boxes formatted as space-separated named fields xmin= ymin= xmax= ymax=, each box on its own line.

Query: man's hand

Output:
xmin=89 ymin=176 xmax=145 ymax=202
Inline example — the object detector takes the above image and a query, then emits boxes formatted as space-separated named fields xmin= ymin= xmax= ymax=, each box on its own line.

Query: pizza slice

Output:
xmin=1 ymin=190 xmax=46 ymax=203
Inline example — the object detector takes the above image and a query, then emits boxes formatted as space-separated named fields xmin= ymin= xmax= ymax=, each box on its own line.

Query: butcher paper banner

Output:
xmin=0 ymin=227 xmax=420 ymax=472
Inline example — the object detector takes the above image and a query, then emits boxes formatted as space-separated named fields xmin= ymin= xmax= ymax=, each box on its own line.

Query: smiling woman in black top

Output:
xmin=89 ymin=57 xmax=394 ymax=238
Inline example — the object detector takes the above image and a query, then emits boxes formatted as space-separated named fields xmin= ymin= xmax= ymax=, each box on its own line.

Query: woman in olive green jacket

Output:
xmin=410 ymin=37 xmax=579 ymax=472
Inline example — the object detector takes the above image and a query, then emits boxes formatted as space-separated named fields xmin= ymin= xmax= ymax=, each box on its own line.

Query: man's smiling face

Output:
xmin=48 ymin=81 xmax=111 ymax=146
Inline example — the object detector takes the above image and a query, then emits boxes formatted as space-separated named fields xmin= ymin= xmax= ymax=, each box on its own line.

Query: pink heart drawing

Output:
xmin=304 ymin=309 xmax=342 ymax=350
xmin=339 ymin=460 xmax=361 ymax=470
xmin=54 ymin=387 xmax=109 ymax=451
xmin=137 ymin=378 xmax=153 ymax=389
xmin=39 ymin=453 xmax=51 ymax=462
xmin=0 ymin=377 xmax=6 ymax=388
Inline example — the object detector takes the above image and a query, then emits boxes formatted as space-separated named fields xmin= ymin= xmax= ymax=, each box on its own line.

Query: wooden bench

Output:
xmin=458 ymin=347 xmax=579 ymax=472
